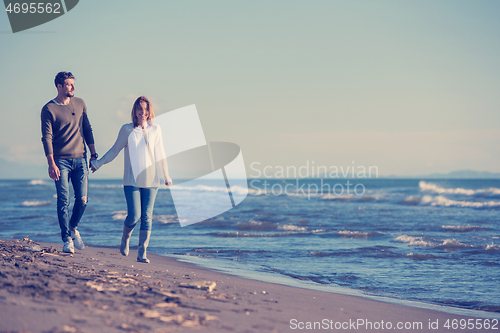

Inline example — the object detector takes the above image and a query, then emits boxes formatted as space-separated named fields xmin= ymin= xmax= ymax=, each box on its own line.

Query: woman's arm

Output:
xmin=154 ymin=125 xmax=172 ymax=185
xmin=91 ymin=125 xmax=129 ymax=172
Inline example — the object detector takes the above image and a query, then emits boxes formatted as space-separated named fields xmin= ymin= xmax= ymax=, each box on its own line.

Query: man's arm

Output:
xmin=81 ymin=108 xmax=97 ymax=165
xmin=46 ymin=154 xmax=60 ymax=181
xmin=41 ymin=107 xmax=59 ymax=180
xmin=88 ymin=143 xmax=97 ymax=164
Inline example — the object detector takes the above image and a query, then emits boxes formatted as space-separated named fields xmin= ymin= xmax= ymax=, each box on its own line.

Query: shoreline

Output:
xmin=168 ymin=254 xmax=500 ymax=320
xmin=1 ymin=238 xmax=498 ymax=333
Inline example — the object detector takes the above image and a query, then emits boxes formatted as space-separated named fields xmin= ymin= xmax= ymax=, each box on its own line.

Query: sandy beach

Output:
xmin=0 ymin=237 xmax=497 ymax=333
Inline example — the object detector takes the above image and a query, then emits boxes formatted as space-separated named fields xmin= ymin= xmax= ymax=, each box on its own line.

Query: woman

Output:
xmin=91 ymin=96 xmax=172 ymax=263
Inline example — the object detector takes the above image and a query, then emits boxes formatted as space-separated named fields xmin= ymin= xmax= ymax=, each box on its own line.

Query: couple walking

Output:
xmin=41 ymin=71 xmax=172 ymax=263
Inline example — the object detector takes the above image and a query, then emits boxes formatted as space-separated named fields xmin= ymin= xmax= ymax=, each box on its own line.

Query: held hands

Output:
xmin=90 ymin=159 xmax=97 ymax=173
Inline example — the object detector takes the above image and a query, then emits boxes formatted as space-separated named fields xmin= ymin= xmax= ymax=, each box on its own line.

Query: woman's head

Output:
xmin=131 ymin=96 xmax=155 ymax=127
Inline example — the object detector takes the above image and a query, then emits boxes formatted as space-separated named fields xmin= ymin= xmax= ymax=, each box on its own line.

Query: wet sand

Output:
xmin=0 ymin=237 xmax=496 ymax=333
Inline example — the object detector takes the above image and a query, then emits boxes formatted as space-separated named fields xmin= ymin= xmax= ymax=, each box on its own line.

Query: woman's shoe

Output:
xmin=137 ymin=230 xmax=151 ymax=263
xmin=120 ymin=225 xmax=134 ymax=256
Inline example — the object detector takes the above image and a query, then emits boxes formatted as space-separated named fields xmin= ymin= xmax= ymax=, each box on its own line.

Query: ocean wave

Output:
xmin=153 ymin=215 xmax=177 ymax=224
xmin=338 ymin=230 xmax=379 ymax=238
xmin=231 ymin=185 xmax=255 ymax=195
xmin=261 ymin=266 xmax=334 ymax=284
xmin=322 ymin=194 xmax=357 ymax=201
xmin=358 ymin=196 xmax=377 ymax=202
xmin=395 ymin=235 xmax=437 ymax=247
xmin=321 ymin=194 xmax=379 ymax=202
xmin=485 ymin=243 xmax=500 ymax=251
xmin=396 ymin=235 xmax=476 ymax=249
xmin=439 ymin=239 xmax=473 ymax=249
xmin=112 ymin=210 xmax=127 ymax=220
xmin=209 ymin=232 xmax=299 ymax=238
xmin=169 ymin=184 xmax=258 ymax=195
xmin=309 ymin=251 xmax=331 ymax=257
xmin=442 ymin=225 xmax=487 ymax=232
xmin=279 ymin=224 xmax=308 ymax=231
xmin=311 ymin=229 xmax=328 ymax=233
xmin=236 ymin=220 xmax=308 ymax=232
xmin=29 ymin=179 xmax=50 ymax=186
xmin=406 ymin=253 xmax=439 ymax=260
xmin=420 ymin=195 xmax=500 ymax=209
xmin=419 ymin=181 xmax=500 ymax=197
xmin=89 ymin=184 xmax=123 ymax=188
xmin=288 ymin=192 xmax=323 ymax=198
xmin=399 ymin=196 xmax=421 ymax=205
xmin=21 ymin=200 xmax=51 ymax=207
xmin=192 ymin=248 xmax=268 ymax=254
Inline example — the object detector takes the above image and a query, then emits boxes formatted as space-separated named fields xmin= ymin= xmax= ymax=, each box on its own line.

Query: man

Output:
xmin=41 ymin=71 xmax=98 ymax=253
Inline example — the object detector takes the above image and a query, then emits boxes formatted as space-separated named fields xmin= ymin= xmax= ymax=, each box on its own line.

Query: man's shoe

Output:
xmin=63 ymin=239 xmax=75 ymax=254
xmin=71 ymin=229 xmax=85 ymax=250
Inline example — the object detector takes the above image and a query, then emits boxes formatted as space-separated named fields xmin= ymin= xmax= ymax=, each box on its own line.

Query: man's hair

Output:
xmin=54 ymin=71 xmax=75 ymax=87
xmin=131 ymin=96 xmax=155 ymax=128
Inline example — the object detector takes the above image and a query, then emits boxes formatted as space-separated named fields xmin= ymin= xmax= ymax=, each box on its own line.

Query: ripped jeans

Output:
xmin=54 ymin=158 xmax=88 ymax=242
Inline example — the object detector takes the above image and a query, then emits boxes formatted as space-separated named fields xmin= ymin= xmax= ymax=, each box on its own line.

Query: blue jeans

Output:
xmin=123 ymin=186 xmax=158 ymax=231
xmin=54 ymin=158 xmax=88 ymax=242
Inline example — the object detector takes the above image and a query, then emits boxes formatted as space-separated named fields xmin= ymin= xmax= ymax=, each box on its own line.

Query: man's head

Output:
xmin=54 ymin=71 xmax=75 ymax=98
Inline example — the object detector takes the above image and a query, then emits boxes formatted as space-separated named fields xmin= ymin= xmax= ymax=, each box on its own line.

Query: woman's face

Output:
xmin=136 ymin=101 xmax=149 ymax=122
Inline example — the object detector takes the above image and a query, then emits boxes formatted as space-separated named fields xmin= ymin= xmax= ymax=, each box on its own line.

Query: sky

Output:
xmin=1 ymin=0 xmax=499 ymax=179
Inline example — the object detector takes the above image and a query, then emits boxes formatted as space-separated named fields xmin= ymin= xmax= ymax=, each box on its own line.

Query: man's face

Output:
xmin=58 ymin=78 xmax=75 ymax=97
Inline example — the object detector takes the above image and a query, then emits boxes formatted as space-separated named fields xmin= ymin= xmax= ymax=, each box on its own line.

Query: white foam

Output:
xmin=421 ymin=195 xmax=500 ymax=208
xmin=22 ymin=200 xmax=51 ymax=207
xmin=396 ymin=235 xmax=479 ymax=248
xmin=236 ymin=220 xmax=308 ymax=232
xmin=279 ymin=224 xmax=307 ymax=231
xmin=338 ymin=230 xmax=373 ymax=237
xmin=153 ymin=214 xmax=177 ymax=224
xmin=442 ymin=225 xmax=487 ymax=232
xmin=395 ymin=235 xmax=437 ymax=247
xmin=112 ymin=210 xmax=127 ymax=220
xmin=485 ymin=243 xmax=500 ymax=251
xmin=419 ymin=181 xmax=500 ymax=196
xmin=29 ymin=180 xmax=49 ymax=185
xmin=440 ymin=239 xmax=472 ymax=248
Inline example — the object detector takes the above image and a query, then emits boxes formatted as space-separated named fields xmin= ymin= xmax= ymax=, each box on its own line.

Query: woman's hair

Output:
xmin=131 ymin=96 xmax=155 ymax=127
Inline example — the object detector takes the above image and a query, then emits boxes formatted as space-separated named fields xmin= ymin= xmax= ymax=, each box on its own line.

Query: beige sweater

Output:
xmin=41 ymin=97 xmax=94 ymax=158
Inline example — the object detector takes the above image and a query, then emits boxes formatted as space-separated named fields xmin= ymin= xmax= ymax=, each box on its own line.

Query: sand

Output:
xmin=0 ymin=237 xmax=497 ymax=333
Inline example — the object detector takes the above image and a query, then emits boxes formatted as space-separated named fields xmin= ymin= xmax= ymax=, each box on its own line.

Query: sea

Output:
xmin=1 ymin=178 xmax=499 ymax=318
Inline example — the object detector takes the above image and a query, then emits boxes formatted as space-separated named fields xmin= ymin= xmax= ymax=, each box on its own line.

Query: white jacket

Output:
xmin=92 ymin=122 xmax=170 ymax=188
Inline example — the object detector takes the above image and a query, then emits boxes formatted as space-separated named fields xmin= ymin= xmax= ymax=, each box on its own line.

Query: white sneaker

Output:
xmin=63 ymin=238 xmax=75 ymax=253
xmin=71 ymin=229 xmax=85 ymax=250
